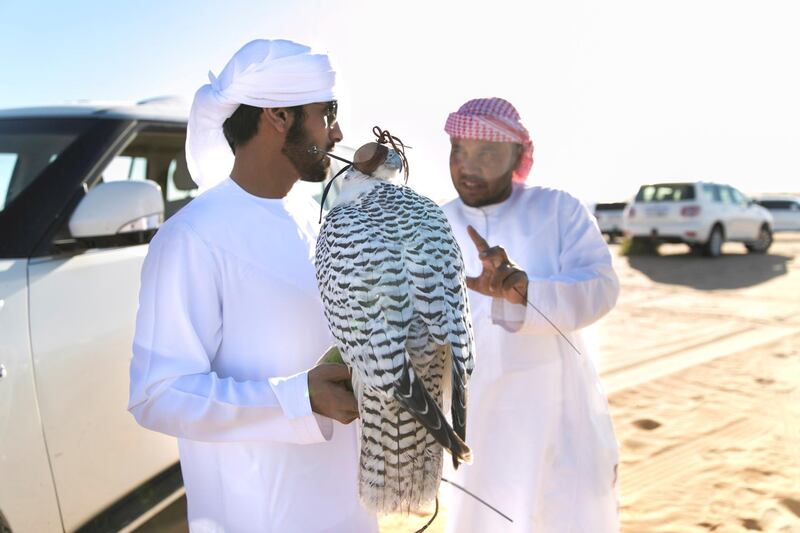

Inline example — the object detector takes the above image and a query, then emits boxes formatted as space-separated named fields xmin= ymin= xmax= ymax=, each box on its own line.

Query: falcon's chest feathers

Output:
xmin=314 ymin=143 xmax=475 ymax=514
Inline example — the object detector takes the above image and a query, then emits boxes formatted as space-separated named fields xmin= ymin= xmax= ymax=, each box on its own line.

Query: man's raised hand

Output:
xmin=465 ymin=225 xmax=528 ymax=305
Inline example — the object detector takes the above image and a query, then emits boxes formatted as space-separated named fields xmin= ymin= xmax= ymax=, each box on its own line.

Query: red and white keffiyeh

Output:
xmin=444 ymin=97 xmax=534 ymax=183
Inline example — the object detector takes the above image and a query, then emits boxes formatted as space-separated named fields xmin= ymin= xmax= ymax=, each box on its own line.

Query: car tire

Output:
xmin=745 ymin=224 xmax=772 ymax=254
xmin=703 ymin=224 xmax=724 ymax=257
xmin=0 ymin=511 xmax=11 ymax=533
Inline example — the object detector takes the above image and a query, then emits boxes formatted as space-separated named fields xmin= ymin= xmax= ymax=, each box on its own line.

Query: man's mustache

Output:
xmin=460 ymin=175 xmax=487 ymax=185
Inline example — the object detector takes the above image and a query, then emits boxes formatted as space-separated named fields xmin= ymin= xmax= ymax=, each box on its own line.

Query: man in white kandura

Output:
xmin=128 ymin=39 xmax=378 ymax=533
xmin=440 ymin=97 xmax=620 ymax=532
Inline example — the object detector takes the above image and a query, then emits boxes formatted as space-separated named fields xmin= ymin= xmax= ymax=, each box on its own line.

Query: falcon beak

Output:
xmin=385 ymin=150 xmax=404 ymax=172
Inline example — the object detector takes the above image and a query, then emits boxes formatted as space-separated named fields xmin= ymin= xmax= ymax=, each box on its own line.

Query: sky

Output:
xmin=1 ymin=0 xmax=798 ymax=204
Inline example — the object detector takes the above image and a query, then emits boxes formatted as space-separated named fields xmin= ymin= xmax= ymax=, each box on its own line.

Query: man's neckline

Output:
xmin=226 ymin=177 xmax=291 ymax=204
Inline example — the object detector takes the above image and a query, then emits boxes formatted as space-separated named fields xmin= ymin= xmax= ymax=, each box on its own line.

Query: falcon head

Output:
xmin=352 ymin=142 xmax=404 ymax=181
xmin=326 ymin=137 xmax=408 ymax=212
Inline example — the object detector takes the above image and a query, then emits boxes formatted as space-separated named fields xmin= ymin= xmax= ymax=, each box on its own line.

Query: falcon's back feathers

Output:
xmin=315 ymin=163 xmax=475 ymax=513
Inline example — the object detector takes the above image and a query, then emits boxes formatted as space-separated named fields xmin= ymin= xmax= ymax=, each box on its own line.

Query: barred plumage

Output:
xmin=314 ymin=151 xmax=475 ymax=514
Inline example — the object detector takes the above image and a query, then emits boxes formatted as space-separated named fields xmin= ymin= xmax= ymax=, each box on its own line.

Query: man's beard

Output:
xmin=458 ymin=170 xmax=514 ymax=208
xmin=282 ymin=121 xmax=331 ymax=183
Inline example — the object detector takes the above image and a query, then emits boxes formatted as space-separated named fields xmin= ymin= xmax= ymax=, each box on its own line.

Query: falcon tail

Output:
xmin=358 ymin=389 xmax=442 ymax=513
xmin=394 ymin=353 xmax=473 ymax=467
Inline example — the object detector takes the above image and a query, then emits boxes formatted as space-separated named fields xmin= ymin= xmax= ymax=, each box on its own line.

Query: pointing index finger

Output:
xmin=466 ymin=225 xmax=489 ymax=253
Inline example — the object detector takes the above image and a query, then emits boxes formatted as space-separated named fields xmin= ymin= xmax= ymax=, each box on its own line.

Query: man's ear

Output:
xmin=513 ymin=143 xmax=523 ymax=167
xmin=262 ymin=107 xmax=291 ymax=133
xmin=502 ymin=143 xmax=523 ymax=176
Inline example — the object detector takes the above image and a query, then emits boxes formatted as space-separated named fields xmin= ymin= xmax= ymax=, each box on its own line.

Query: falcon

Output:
xmin=314 ymin=133 xmax=475 ymax=513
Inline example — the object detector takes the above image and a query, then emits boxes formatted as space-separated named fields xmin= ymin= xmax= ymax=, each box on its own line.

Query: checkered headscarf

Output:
xmin=444 ymin=97 xmax=534 ymax=183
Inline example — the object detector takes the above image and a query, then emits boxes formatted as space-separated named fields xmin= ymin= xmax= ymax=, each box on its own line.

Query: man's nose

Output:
xmin=329 ymin=122 xmax=343 ymax=144
xmin=456 ymin=154 xmax=479 ymax=175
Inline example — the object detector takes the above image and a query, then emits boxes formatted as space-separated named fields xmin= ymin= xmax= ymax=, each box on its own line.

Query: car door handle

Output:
xmin=0 ymin=364 xmax=6 ymax=379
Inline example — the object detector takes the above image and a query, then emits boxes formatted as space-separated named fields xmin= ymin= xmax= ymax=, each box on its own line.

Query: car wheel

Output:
xmin=703 ymin=225 xmax=724 ymax=257
xmin=745 ymin=224 xmax=772 ymax=254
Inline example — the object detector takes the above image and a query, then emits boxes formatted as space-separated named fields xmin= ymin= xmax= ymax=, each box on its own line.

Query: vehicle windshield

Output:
xmin=758 ymin=199 xmax=797 ymax=209
xmin=0 ymin=119 xmax=91 ymax=213
xmin=635 ymin=183 xmax=696 ymax=202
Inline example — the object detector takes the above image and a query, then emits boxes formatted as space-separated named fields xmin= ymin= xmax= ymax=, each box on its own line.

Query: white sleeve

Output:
xmin=491 ymin=196 xmax=619 ymax=335
xmin=128 ymin=221 xmax=332 ymax=444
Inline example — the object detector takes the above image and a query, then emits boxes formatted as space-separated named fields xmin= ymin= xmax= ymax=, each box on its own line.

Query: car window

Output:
xmin=729 ymin=187 xmax=746 ymax=205
xmin=594 ymin=202 xmax=627 ymax=212
xmin=635 ymin=184 xmax=695 ymax=202
xmin=97 ymin=128 xmax=196 ymax=220
xmin=758 ymin=199 xmax=798 ymax=210
xmin=0 ymin=119 xmax=90 ymax=213
xmin=103 ymin=156 xmax=148 ymax=182
xmin=703 ymin=184 xmax=722 ymax=203
xmin=719 ymin=186 xmax=732 ymax=204
xmin=165 ymin=158 xmax=195 ymax=202
xmin=0 ymin=153 xmax=18 ymax=208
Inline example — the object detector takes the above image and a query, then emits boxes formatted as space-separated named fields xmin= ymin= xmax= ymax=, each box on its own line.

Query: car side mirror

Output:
xmin=69 ymin=181 xmax=164 ymax=246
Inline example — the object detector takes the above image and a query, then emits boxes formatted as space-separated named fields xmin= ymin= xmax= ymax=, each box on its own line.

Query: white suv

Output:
xmin=756 ymin=196 xmax=800 ymax=232
xmin=1 ymin=101 xmax=192 ymax=533
xmin=592 ymin=202 xmax=627 ymax=243
xmin=622 ymin=181 xmax=773 ymax=257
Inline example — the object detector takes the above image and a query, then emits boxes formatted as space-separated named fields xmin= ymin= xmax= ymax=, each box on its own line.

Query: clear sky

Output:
xmin=2 ymin=0 xmax=798 ymax=204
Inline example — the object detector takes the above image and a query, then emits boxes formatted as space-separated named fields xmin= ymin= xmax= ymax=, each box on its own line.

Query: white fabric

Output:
xmin=129 ymin=178 xmax=377 ymax=533
xmin=441 ymin=184 xmax=620 ymax=533
xmin=186 ymin=39 xmax=336 ymax=190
